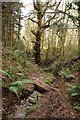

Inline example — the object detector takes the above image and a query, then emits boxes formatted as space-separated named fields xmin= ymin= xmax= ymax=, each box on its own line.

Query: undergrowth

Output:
xmin=66 ymin=83 xmax=80 ymax=112
xmin=2 ymin=46 xmax=34 ymax=98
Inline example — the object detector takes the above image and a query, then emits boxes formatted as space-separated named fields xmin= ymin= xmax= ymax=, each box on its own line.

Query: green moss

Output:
xmin=44 ymin=75 xmax=54 ymax=84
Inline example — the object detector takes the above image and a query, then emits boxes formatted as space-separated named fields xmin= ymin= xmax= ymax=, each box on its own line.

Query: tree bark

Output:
xmin=77 ymin=2 xmax=80 ymax=84
xmin=34 ymin=1 xmax=42 ymax=64
xmin=78 ymin=2 xmax=80 ymax=57
xmin=34 ymin=31 xmax=41 ymax=64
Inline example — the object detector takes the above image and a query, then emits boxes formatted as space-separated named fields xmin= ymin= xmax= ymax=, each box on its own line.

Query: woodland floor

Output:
xmin=0 ymin=48 xmax=80 ymax=120
xmin=2 ymin=50 xmax=80 ymax=119
xmin=0 ymin=94 xmax=2 ymax=120
xmin=27 ymin=69 xmax=80 ymax=119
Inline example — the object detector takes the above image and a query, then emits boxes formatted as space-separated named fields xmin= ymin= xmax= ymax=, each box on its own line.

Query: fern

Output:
xmin=74 ymin=105 xmax=80 ymax=112
xmin=59 ymin=68 xmax=74 ymax=80
xmin=11 ymin=79 xmax=33 ymax=87
xmin=9 ymin=79 xmax=34 ymax=98
xmin=9 ymin=86 xmax=19 ymax=97
xmin=66 ymin=82 xmax=80 ymax=112
xmin=0 ymin=69 xmax=13 ymax=80
xmin=71 ymin=92 xmax=80 ymax=97
xmin=66 ymin=82 xmax=80 ymax=95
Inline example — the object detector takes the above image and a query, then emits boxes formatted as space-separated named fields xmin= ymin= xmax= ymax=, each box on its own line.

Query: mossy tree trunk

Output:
xmin=30 ymin=0 xmax=65 ymax=64
xmin=77 ymin=1 xmax=80 ymax=84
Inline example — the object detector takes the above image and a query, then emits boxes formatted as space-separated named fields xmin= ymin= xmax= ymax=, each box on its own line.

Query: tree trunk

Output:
xmin=18 ymin=13 xmax=21 ymax=41
xmin=34 ymin=2 xmax=42 ymax=64
xmin=34 ymin=30 xmax=41 ymax=64
xmin=77 ymin=2 xmax=80 ymax=84
xmin=78 ymin=3 xmax=80 ymax=57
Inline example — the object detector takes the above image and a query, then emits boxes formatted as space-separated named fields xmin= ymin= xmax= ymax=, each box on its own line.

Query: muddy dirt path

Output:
xmin=2 ymin=63 xmax=80 ymax=119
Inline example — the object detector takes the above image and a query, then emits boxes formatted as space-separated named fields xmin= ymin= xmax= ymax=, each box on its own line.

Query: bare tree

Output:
xmin=29 ymin=0 xmax=66 ymax=64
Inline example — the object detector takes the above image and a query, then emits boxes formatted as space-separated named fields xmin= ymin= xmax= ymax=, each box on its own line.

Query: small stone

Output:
xmin=28 ymin=97 xmax=37 ymax=104
xmin=20 ymin=105 xmax=23 ymax=108
xmin=16 ymin=73 xmax=23 ymax=76
xmin=14 ymin=113 xmax=25 ymax=118
xmin=26 ymin=106 xmax=31 ymax=110
xmin=27 ymin=102 xmax=32 ymax=106
xmin=23 ymin=104 xmax=26 ymax=107
xmin=31 ymin=91 xmax=42 ymax=98
xmin=21 ymin=100 xmax=24 ymax=105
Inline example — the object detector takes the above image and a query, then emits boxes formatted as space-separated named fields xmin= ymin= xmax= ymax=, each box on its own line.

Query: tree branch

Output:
xmin=29 ymin=18 xmax=38 ymax=24
xmin=33 ymin=0 xmax=39 ymax=10
xmin=31 ymin=30 xmax=37 ymax=36
xmin=50 ymin=16 xmax=65 ymax=27
xmin=42 ymin=0 xmax=62 ymax=27
xmin=42 ymin=1 xmax=49 ymax=15
xmin=56 ymin=33 xmax=62 ymax=39
xmin=57 ymin=10 xmax=78 ymax=26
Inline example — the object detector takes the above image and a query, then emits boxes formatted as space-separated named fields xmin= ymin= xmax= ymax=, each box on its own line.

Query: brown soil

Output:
xmin=27 ymin=91 xmax=78 ymax=119
xmin=0 ymin=94 xmax=2 ymax=119
xmin=2 ymin=88 xmax=31 ymax=119
xmin=28 ymin=63 xmax=52 ymax=82
xmin=27 ymin=65 xmax=80 ymax=119
xmin=2 ymin=88 xmax=18 ymax=119
xmin=2 ymin=62 xmax=80 ymax=119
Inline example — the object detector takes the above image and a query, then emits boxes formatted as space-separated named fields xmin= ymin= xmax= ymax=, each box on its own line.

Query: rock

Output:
xmin=13 ymin=105 xmax=26 ymax=118
xmin=27 ymin=102 xmax=32 ymax=106
xmin=27 ymin=91 xmax=42 ymax=104
xmin=14 ymin=113 xmax=25 ymax=118
xmin=21 ymin=100 xmax=24 ymax=105
xmin=28 ymin=97 xmax=37 ymax=104
xmin=31 ymin=91 xmax=42 ymax=98
xmin=26 ymin=106 xmax=31 ymax=110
